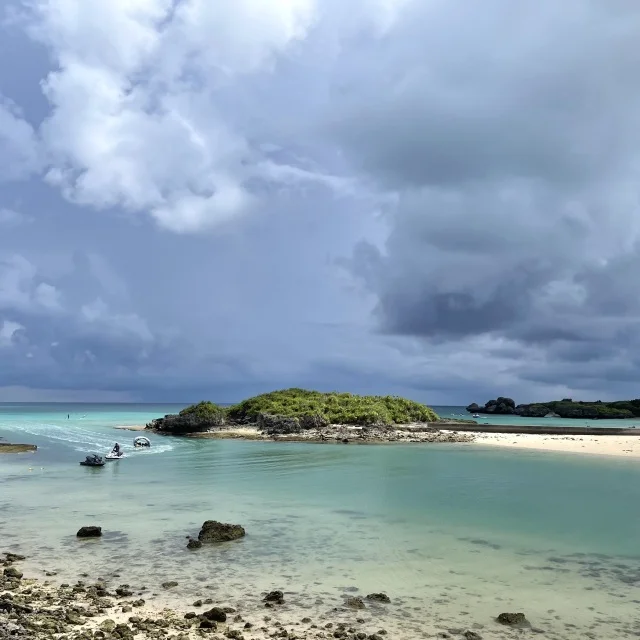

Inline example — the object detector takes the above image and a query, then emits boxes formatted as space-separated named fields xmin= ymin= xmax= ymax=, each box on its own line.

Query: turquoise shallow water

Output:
xmin=2 ymin=404 xmax=640 ymax=638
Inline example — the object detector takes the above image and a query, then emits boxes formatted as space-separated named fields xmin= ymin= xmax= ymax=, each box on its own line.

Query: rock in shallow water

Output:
xmin=263 ymin=590 xmax=284 ymax=604
xmin=366 ymin=593 xmax=391 ymax=603
xmin=3 ymin=566 xmax=23 ymax=579
xmin=198 ymin=520 xmax=246 ymax=543
xmin=76 ymin=526 xmax=102 ymax=538
xmin=345 ymin=596 xmax=366 ymax=609
xmin=202 ymin=606 xmax=227 ymax=622
xmin=187 ymin=538 xmax=202 ymax=550
xmin=497 ymin=612 xmax=530 ymax=627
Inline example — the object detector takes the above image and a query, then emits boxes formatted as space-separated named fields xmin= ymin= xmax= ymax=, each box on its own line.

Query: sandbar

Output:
xmin=470 ymin=432 xmax=640 ymax=458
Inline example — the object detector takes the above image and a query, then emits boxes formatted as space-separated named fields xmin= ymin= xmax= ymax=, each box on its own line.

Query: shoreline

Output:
xmin=0 ymin=552 xmax=506 ymax=640
xmin=469 ymin=432 xmax=640 ymax=458
xmin=113 ymin=422 xmax=640 ymax=458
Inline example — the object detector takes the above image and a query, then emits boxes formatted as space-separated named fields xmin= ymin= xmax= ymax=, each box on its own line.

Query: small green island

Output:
xmin=146 ymin=388 xmax=474 ymax=444
xmin=467 ymin=397 xmax=640 ymax=419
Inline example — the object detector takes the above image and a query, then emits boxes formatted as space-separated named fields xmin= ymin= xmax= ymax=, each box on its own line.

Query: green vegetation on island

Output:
xmin=148 ymin=388 xmax=440 ymax=434
xmin=179 ymin=401 xmax=226 ymax=423
xmin=467 ymin=397 xmax=640 ymax=419
xmin=226 ymin=388 xmax=439 ymax=425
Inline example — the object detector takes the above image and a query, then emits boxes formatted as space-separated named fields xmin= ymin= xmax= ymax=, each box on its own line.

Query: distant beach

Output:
xmin=469 ymin=431 xmax=640 ymax=458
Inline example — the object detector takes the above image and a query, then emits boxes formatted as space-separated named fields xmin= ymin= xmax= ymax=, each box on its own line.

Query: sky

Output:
xmin=1 ymin=0 xmax=640 ymax=404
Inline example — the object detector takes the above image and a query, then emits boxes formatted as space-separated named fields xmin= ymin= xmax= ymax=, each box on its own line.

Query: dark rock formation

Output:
xmin=161 ymin=581 xmax=178 ymax=589
xmin=202 ymin=607 xmax=227 ymax=622
xmin=263 ymin=590 xmax=284 ymax=605
xmin=186 ymin=538 xmax=202 ymax=550
xmin=466 ymin=397 xmax=516 ymax=415
xmin=496 ymin=612 xmax=530 ymax=627
xmin=299 ymin=414 xmax=330 ymax=430
xmin=257 ymin=413 xmax=301 ymax=435
xmin=3 ymin=567 xmax=23 ymax=579
xmin=76 ymin=526 xmax=102 ymax=538
xmin=198 ymin=520 xmax=246 ymax=543
xmin=468 ymin=397 xmax=639 ymax=419
xmin=147 ymin=411 xmax=225 ymax=434
xmin=366 ymin=593 xmax=391 ymax=603
xmin=345 ymin=596 xmax=366 ymax=609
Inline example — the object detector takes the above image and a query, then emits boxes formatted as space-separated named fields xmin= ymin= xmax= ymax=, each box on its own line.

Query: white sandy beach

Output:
xmin=470 ymin=432 xmax=640 ymax=458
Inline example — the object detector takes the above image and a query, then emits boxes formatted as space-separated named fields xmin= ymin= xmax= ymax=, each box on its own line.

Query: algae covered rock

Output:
xmin=198 ymin=521 xmax=245 ymax=543
xmin=497 ymin=612 xmax=530 ymax=627
xmin=3 ymin=566 xmax=23 ymax=579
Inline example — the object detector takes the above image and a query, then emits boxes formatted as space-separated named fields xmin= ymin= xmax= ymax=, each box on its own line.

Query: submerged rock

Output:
xmin=198 ymin=520 xmax=246 ymax=543
xmin=161 ymin=581 xmax=178 ymax=589
xmin=497 ymin=612 xmax=530 ymax=627
xmin=366 ymin=593 xmax=391 ymax=603
xmin=187 ymin=538 xmax=202 ymax=550
xmin=263 ymin=590 xmax=284 ymax=604
xmin=77 ymin=526 xmax=102 ymax=538
xmin=345 ymin=596 xmax=366 ymax=609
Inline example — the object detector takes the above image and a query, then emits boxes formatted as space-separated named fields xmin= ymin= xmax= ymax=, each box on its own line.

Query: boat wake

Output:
xmin=3 ymin=421 xmax=175 ymax=455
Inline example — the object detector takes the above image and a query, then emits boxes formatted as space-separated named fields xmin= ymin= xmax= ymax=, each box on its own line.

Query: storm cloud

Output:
xmin=0 ymin=0 xmax=639 ymax=402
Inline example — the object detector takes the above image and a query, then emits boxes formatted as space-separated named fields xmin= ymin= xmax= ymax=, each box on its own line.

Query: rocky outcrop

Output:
xmin=147 ymin=411 xmax=225 ymax=434
xmin=257 ymin=413 xmax=301 ymax=435
xmin=186 ymin=538 xmax=202 ymax=550
xmin=468 ymin=397 xmax=637 ymax=419
xmin=299 ymin=414 xmax=329 ymax=430
xmin=466 ymin=398 xmax=516 ymax=415
xmin=197 ymin=521 xmax=246 ymax=543
xmin=76 ymin=526 xmax=102 ymax=538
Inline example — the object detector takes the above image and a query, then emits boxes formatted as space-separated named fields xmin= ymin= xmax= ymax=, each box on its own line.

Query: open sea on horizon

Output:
xmin=2 ymin=403 xmax=640 ymax=638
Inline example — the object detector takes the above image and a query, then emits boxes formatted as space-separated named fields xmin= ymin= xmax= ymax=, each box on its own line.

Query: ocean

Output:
xmin=1 ymin=403 xmax=640 ymax=638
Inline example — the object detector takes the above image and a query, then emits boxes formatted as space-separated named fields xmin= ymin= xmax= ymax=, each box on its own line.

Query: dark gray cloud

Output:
xmin=1 ymin=0 xmax=639 ymax=403
xmin=333 ymin=1 xmax=640 ymax=398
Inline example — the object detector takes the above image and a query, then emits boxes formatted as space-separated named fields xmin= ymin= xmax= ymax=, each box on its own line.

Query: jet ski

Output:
xmin=80 ymin=454 xmax=105 ymax=467
xmin=106 ymin=443 xmax=125 ymax=460
xmin=133 ymin=436 xmax=151 ymax=448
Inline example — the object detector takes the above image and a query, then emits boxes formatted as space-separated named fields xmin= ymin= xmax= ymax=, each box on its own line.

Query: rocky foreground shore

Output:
xmin=0 ymin=548 xmax=537 ymax=640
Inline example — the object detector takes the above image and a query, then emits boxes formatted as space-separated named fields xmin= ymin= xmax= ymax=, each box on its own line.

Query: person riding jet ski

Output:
xmin=111 ymin=442 xmax=121 ymax=456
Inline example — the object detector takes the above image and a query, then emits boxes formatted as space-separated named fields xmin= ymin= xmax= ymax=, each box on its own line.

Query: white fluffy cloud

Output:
xmin=16 ymin=0 xmax=325 ymax=232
